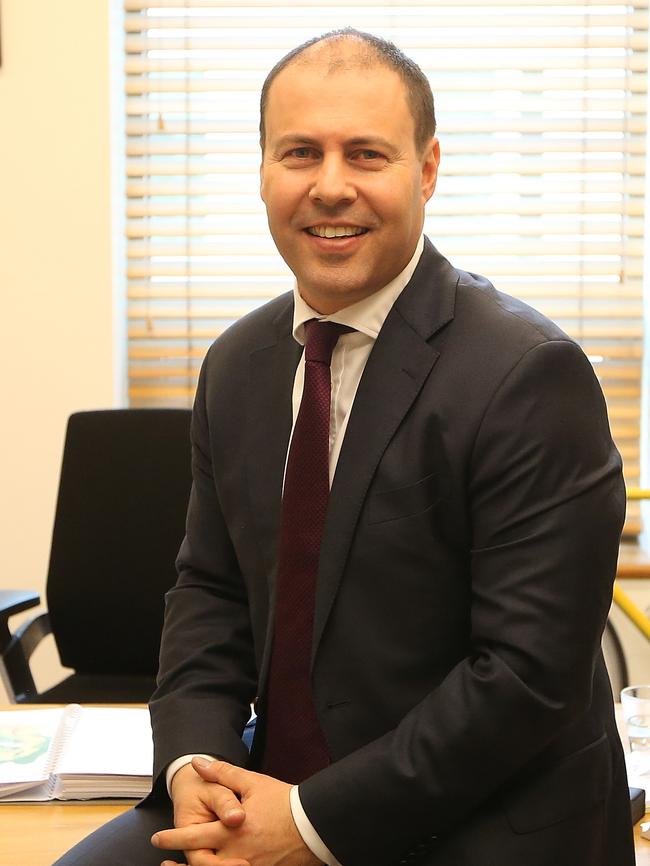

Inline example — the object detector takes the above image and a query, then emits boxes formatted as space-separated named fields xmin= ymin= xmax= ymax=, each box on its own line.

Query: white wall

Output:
xmin=0 ymin=0 xmax=120 ymax=696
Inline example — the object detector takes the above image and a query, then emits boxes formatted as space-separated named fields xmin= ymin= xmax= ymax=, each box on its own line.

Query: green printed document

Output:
xmin=0 ymin=705 xmax=153 ymax=801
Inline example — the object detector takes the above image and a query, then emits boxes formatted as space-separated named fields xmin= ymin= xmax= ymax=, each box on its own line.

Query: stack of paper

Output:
xmin=0 ymin=705 xmax=153 ymax=802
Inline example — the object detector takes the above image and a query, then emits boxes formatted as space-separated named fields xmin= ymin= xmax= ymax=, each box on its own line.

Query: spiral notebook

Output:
xmin=0 ymin=704 xmax=153 ymax=801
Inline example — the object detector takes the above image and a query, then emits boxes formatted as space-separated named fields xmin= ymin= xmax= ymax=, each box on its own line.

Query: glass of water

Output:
xmin=621 ymin=685 xmax=650 ymax=751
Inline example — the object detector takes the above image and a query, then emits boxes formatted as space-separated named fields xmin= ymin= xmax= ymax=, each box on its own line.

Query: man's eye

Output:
xmin=287 ymin=147 xmax=314 ymax=159
xmin=350 ymin=149 xmax=388 ymax=167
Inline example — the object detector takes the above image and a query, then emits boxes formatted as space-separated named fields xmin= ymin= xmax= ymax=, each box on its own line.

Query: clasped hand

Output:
xmin=151 ymin=757 xmax=321 ymax=866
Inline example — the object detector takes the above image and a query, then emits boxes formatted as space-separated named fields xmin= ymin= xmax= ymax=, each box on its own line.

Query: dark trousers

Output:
xmin=52 ymin=799 xmax=180 ymax=866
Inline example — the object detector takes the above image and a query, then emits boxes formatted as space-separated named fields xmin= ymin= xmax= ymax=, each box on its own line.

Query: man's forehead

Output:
xmin=261 ymin=38 xmax=417 ymax=150
xmin=264 ymin=67 xmax=411 ymax=144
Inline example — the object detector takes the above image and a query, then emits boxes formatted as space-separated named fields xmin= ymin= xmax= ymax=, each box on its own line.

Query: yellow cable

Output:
xmin=615 ymin=489 xmax=650 ymax=640
xmin=627 ymin=488 xmax=650 ymax=501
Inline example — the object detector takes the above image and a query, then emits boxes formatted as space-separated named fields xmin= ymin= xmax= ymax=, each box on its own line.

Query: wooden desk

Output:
xmin=618 ymin=540 xmax=650 ymax=579
xmin=0 ymin=801 xmax=132 ymax=866
xmin=0 ymin=704 xmax=142 ymax=864
xmin=3 ymin=702 xmax=650 ymax=865
xmin=1 ymin=798 xmax=649 ymax=866
xmin=636 ymin=820 xmax=650 ymax=866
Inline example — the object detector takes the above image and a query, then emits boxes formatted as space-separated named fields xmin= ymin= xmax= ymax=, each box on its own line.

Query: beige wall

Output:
xmin=0 ymin=0 xmax=121 ymax=696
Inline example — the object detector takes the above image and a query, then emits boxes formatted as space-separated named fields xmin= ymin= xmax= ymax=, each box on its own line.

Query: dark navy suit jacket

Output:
xmin=150 ymin=238 xmax=634 ymax=866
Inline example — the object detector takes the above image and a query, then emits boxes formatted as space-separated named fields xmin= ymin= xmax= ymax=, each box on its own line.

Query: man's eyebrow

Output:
xmin=271 ymin=135 xmax=319 ymax=150
xmin=346 ymin=136 xmax=397 ymax=152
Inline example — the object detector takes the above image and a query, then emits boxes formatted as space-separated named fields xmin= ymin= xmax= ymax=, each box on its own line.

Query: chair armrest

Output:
xmin=0 ymin=590 xmax=40 ymax=651
xmin=0 ymin=590 xmax=43 ymax=702
xmin=2 ymin=612 xmax=51 ymax=702
xmin=9 ymin=612 xmax=52 ymax=661
xmin=0 ymin=589 xmax=40 ymax=616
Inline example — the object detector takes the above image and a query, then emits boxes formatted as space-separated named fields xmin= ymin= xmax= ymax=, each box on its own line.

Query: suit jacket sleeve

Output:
xmin=148 ymin=356 xmax=258 ymax=791
xmin=298 ymin=338 xmax=625 ymax=865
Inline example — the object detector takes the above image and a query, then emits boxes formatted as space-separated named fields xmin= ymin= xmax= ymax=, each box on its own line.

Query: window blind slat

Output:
xmin=126 ymin=261 xmax=644 ymax=279
xmin=126 ymin=199 xmax=647 ymax=218
xmin=126 ymin=56 xmax=650 ymax=73
xmin=126 ymin=178 xmax=648 ymax=198
xmin=126 ymin=218 xmax=647 ymax=238
xmin=126 ymin=74 xmax=650 ymax=93
xmin=125 ymin=12 xmax=650 ymax=31
xmin=126 ymin=137 xmax=649 ymax=156
xmin=126 ymin=94 xmax=650 ymax=115
xmin=126 ymin=34 xmax=649 ymax=52
xmin=126 ymin=158 xmax=649 ymax=177
xmin=124 ymin=119 xmax=649 ymax=136
xmin=126 ymin=239 xmax=646 ymax=257
xmin=126 ymin=0 xmax=649 ymax=8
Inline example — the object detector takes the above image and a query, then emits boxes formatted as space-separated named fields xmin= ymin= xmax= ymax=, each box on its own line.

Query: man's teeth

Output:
xmin=307 ymin=226 xmax=367 ymax=238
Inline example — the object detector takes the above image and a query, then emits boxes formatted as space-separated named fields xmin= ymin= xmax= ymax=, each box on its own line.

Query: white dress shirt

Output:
xmin=167 ymin=236 xmax=425 ymax=866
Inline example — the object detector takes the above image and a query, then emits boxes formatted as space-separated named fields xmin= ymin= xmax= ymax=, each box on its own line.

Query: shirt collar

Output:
xmin=292 ymin=235 xmax=425 ymax=345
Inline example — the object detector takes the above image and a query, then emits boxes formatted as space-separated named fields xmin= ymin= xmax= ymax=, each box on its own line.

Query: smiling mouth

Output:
xmin=305 ymin=226 xmax=369 ymax=239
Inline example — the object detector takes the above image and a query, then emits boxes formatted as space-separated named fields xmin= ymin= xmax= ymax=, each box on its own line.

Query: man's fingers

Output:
xmin=159 ymin=851 xmax=251 ymax=866
xmin=160 ymin=852 xmax=250 ymax=866
xmin=193 ymin=859 xmax=250 ymax=866
xmin=193 ymin=770 xmax=246 ymax=826
xmin=191 ymin=757 xmax=251 ymax=796
xmin=152 ymin=822 xmax=221 ymax=852
xmin=152 ymin=822 xmax=249 ymax=859
xmin=170 ymin=850 xmax=216 ymax=866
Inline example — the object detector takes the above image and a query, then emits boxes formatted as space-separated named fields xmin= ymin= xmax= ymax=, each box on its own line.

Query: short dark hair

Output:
xmin=259 ymin=28 xmax=436 ymax=155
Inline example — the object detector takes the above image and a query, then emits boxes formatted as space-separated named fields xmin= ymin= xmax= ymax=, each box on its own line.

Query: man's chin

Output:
xmin=297 ymin=272 xmax=381 ymax=313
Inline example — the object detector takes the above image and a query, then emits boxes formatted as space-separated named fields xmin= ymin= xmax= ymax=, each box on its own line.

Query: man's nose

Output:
xmin=308 ymin=155 xmax=357 ymax=206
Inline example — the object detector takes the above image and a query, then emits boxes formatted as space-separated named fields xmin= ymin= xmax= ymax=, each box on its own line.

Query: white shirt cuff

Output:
xmin=165 ymin=754 xmax=216 ymax=796
xmin=290 ymin=785 xmax=343 ymax=866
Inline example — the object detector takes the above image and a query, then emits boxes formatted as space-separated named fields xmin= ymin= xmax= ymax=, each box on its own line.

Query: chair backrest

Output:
xmin=46 ymin=409 xmax=192 ymax=676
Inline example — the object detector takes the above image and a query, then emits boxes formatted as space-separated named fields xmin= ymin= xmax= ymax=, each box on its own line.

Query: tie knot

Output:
xmin=303 ymin=319 xmax=354 ymax=365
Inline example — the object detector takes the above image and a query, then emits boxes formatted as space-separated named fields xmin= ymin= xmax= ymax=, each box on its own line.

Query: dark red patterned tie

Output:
xmin=261 ymin=319 xmax=352 ymax=783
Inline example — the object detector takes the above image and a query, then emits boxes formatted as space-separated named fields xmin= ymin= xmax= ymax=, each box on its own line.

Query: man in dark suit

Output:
xmin=54 ymin=28 xmax=633 ymax=866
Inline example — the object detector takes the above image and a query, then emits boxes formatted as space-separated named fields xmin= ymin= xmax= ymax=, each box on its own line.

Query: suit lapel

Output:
xmin=312 ymin=240 xmax=459 ymax=658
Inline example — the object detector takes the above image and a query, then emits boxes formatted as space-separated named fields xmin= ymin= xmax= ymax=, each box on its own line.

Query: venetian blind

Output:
xmin=124 ymin=0 xmax=648 ymax=533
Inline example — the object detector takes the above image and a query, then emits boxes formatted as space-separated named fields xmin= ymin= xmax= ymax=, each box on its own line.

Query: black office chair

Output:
xmin=0 ymin=409 xmax=192 ymax=703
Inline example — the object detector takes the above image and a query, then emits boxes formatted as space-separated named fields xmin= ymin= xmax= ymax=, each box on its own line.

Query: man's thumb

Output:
xmin=191 ymin=756 xmax=245 ymax=790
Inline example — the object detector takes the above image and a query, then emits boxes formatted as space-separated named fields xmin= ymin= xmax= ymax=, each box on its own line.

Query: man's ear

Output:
xmin=420 ymin=136 xmax=440 ymax=204
xmin=260 ymin=160 xmax=266 ymax=203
